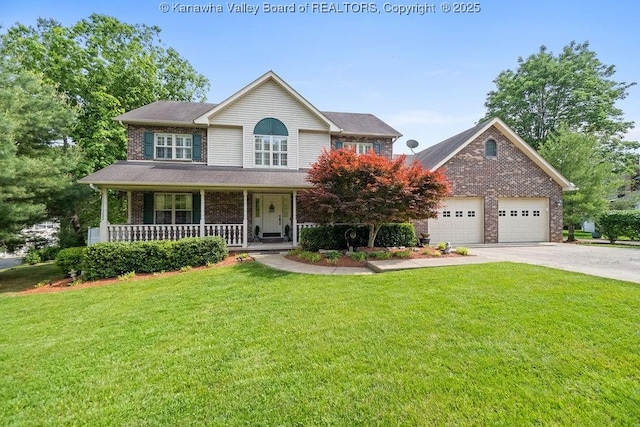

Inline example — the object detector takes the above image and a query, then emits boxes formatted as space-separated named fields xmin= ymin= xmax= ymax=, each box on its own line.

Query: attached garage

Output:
xmin=498 ymin=198 xmax=549 ymax=242
xmin=428 ymin=197 xmax=484 ymax=244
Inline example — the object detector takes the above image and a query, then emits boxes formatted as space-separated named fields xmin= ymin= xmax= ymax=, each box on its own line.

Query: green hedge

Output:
xmin=56 ymin=247 xmax=88 ymax=277
xmin=300 ymin=223 xmax=417 ymax=251
xmin=596 ymin=210 xmax=640 ymax=243
xmin=81 ymin=237 xmax=228 ymax=281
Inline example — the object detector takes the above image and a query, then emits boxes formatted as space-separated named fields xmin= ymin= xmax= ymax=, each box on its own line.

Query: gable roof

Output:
xmin=113 ymin=71 xmax=401 ymax=138
xmin=413 ymin=117 xmax=576 ymax=191
xmin=193 ymin=71 xmax=341 ymax=132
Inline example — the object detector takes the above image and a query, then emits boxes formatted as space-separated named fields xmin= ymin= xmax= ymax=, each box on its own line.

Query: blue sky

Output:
xmin=1 ymin=0 xmax=638 ymax=154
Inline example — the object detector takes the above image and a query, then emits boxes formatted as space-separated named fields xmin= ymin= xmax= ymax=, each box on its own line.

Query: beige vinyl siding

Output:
xmin=299 ymin=131 xmax=330 ymax=168
xmin=208 ymin=80 xmax=329 ymax=169
xmin=208 ymin=126 xmax=243 ymax=167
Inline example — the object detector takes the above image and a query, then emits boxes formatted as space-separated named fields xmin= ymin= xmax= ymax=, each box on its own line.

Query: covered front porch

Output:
xmin=92 ymin=186 xmax=316 ymax=249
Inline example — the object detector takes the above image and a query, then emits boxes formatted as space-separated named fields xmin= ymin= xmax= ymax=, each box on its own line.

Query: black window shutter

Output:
xmin=192 ymin=193 xmax=201 ymax=224
xmin=143 ymin=132 xmax=154 ymax=159
xmin=192 ymin=134 xmax=202 ymax=161
xmin=373 ymin=141 xmax=382 ymax=155
xmin=143 ymin=193 xmax=154 ymax=224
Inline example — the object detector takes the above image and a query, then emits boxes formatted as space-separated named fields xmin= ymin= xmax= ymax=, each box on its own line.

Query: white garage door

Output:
xmin=428 ymin=197 xmax=484 ymax=244
xmin=498 ymin=198 xmax=548 ymax=242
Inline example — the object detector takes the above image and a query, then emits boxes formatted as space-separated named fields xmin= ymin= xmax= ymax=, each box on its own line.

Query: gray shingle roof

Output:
xmin=414 ymin=120 xmax=491 ymax=170
xmin=78 ymin=161 xmax=312 ymax=189
xmin=322 ymin=111 xmax=401 ymax=137
xmin=114 ymin=101 xmax=401 ymax=137
xmin=114 ymin=101 xmax=218 ymax=124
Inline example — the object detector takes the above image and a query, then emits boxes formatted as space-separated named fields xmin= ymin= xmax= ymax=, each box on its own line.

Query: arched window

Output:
xmin=485 ymin=139 xmax=497 ymax=157
xmin=254 ymin=118 xmax=288 ymax=167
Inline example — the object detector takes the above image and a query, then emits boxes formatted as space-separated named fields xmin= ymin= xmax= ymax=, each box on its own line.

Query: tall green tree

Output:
xmin=0 ymin=14 xmax=210 ymax=245
xmin=0 ymin=14 xmax=210 ymax=172
xmin=0 ymin=63 xmax=77 ymax=248
xmin=538 ymin=128 xmax=619 ymax=241
xmin=483 ymin=41 xmax=636 ymax=153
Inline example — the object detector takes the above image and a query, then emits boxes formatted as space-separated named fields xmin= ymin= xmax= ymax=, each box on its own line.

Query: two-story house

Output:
xmin=80 ymin=71 xmax=575 ymax=248
xmin=79 ymin=71 xmax=401 ymax=248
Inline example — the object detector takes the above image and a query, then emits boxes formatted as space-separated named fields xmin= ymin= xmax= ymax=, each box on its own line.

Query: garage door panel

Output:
xmin=498 ymin=198 xmax=548 ymax=242
xmin=428 ymin=198 xmax=483 ymax=244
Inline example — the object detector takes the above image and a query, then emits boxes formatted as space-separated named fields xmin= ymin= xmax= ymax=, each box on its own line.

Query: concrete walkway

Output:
xmin=251 ymin=252 xmax=495 ymax=275
xmin=252 ymin=243 xmax=640 ymax=284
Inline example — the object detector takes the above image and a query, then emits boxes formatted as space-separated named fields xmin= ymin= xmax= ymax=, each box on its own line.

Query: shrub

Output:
xmin=82 ymin=237 xmax=228 ymax=280
xmin=24 ymin=249 xmax=42 ymax=265
xmin=393 ymin=249 xmax=413 ymax=258
xmin=325 ymin=250 xmax=342 ymax=260
xmin=370 ymin=251 xmax=392 ymax=260
xmin=300 ymin=223 xmax=418 ymax=251
xmin=455 ymin=247 xmax=469 ymax=256
xmin=596 ymin=210 xmax=640 ymax=243
xmin=350 ymin=252 xmax=367 ymax=262
xmin=56 ymin=247 xmax=87 ymax=277
xmin=298 ymin=251 xmax=322 ymax=263
xmin=437 ymin=242 xmax=447 ymax=251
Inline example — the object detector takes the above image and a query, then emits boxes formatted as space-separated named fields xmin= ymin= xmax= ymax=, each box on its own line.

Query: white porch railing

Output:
xmin=106 ymin=224 xmax=244 ymax=246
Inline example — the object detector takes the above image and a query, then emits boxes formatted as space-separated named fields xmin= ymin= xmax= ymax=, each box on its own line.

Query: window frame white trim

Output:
xmin=344 ymin=142 xmax=374 ymax=155
xmin=254 ymin=134 xmax=288 ymax=168
xmin=154 ymin=193 xmax=193 ymax=224
xmin=155 ymin=133 xmax=193 ymax=161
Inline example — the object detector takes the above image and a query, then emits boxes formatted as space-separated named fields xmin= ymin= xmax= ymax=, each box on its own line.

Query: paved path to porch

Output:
xmin=251 ymin=243 xmax=640 ymax=284
xmin=250 ymin=252 xmax=494 ymax=275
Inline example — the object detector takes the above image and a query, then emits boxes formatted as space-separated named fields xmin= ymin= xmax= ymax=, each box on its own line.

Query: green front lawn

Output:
xmin=1 ymin=262 xmax=639 ymax=425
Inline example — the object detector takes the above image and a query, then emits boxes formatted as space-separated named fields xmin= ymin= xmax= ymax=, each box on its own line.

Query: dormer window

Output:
xmin=254 ymin=118 xmax=288 ymax=167
xmin=335 ymin=140 xmax=383 ymax=155
xmin=485 ymin=139 xmax=497 ymax=158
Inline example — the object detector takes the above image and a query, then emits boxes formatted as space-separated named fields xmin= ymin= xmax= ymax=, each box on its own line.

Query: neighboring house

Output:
xmin=80 ymin=72 xmax=576 ymax=248
xmin=409 ymin=118 xmax=576 ymax=244
xmin=79 ymin=71 xmax=401 ymax=248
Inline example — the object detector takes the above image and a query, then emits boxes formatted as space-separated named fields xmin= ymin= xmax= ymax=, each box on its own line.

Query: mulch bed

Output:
xmin=20 ymin=254 xmax=251 ymax=295
xmin=285 ymin=247 xmax=462 ymax=268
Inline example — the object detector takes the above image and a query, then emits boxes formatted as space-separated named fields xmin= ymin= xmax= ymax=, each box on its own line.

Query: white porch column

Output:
xmin=126 ymin=191 xmax=132 ymax=224
xmin=99 ymin=187 xmax=109 ymax=243
xmin=242 ymin=189 xmax=248 ymax=248
xmin=292 ymin=190 xmax=298 ymax=247
xmin=200 ymin=189 xmax=206 ymax=237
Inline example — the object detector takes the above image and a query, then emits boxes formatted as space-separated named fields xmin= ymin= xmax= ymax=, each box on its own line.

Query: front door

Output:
xmin=262 ymin=195 xmax=282 ymax=236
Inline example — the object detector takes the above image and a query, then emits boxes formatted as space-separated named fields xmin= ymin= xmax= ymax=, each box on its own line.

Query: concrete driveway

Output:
xmin=471 ymin=243 xmax=640 ymax=284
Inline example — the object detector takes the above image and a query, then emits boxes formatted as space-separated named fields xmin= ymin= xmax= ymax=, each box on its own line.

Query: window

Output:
xmin=155 ymin=133 xmax=192 ymax=160
xmin=533 ymin=210 xmax=541 ymax=217
xmin=467 ymin=211 xmax=476 ymax=217
xmin=255 ymin=135 xmax=288 ymax=167
xmin=344 ymin=142 xmax=373 ymax=155
xmin=499 ymin=210 xmax=506 ymax=217
xmin=485 ymin=139 xmax=497 ymax=157
xmin=443 ymin=211 xmax=451 ymax=217
xmin=522 ymin=210 xmax=529 ymax=217
xmin=254 ymin=118 xmax=288 ymax=167
xmin=155 ymin=194 xmax=192 ymax=224
xmin=455 ymin=211 xmax=463 ymax=217
xmin=510 ymin=210 xmax=518 ymax=217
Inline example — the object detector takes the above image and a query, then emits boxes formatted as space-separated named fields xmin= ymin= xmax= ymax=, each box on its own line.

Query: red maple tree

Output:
xmin=299 ymin=148 xmax=450 ymax=247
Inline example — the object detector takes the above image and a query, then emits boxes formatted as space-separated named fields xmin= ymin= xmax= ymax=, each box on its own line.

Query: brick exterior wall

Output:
xmin=428 ymin=125 xmax=564 ymax=243
xmin=127 ymin=125 xmax=207 ymax=162
xmin=330 ymin=135 xmax=394 ymax=160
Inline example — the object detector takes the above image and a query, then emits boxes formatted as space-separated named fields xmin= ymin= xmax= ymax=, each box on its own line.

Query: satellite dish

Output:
xmin=406 ymin=139 xmax=419 ymax=154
